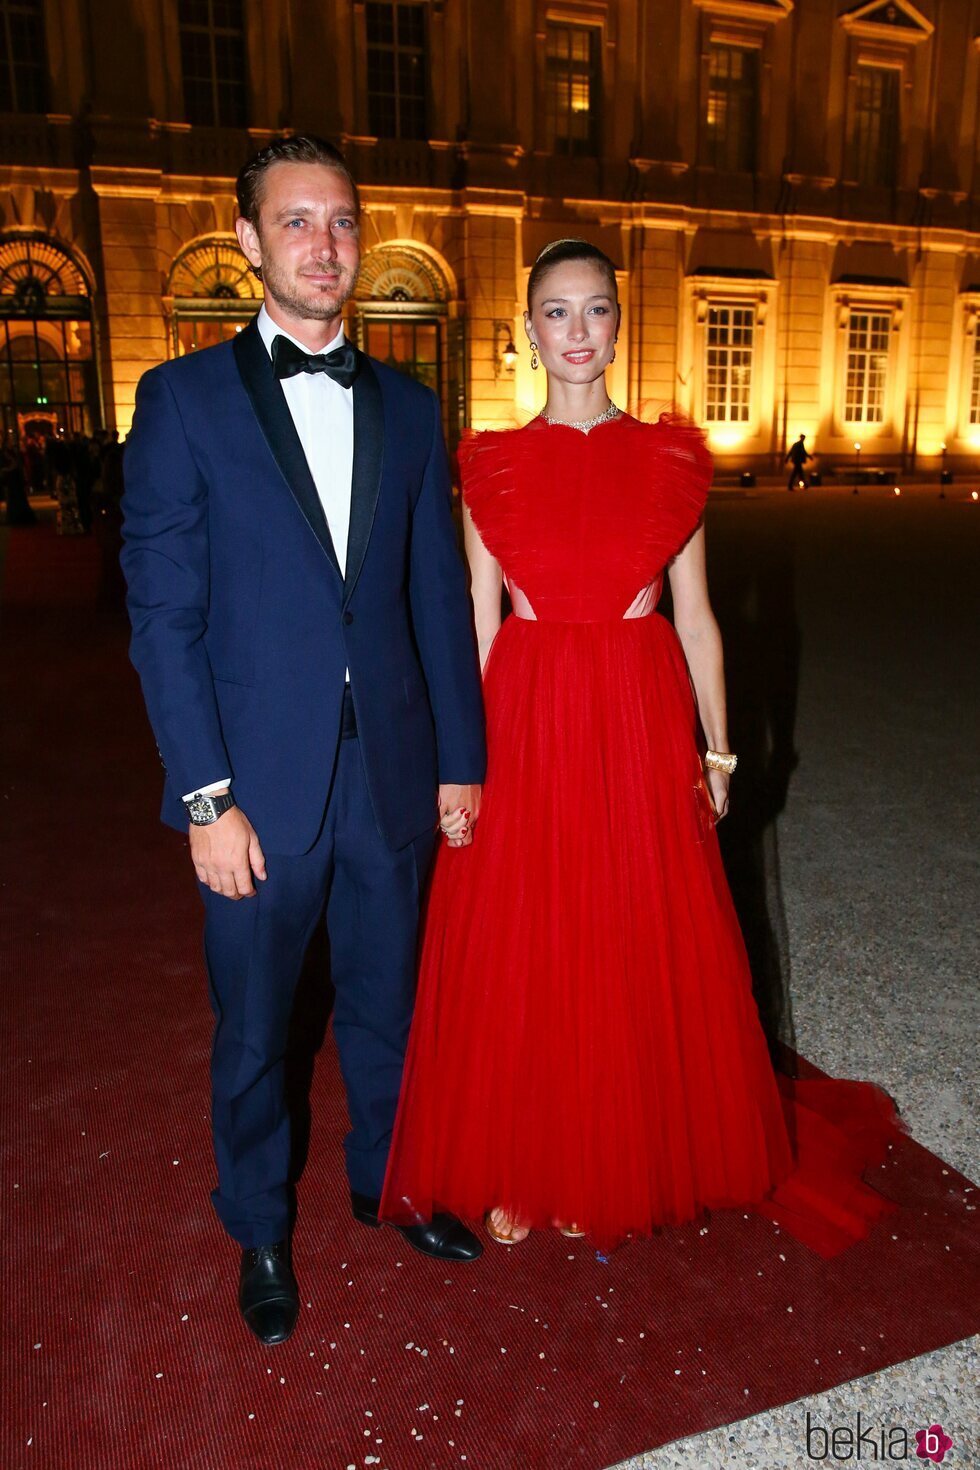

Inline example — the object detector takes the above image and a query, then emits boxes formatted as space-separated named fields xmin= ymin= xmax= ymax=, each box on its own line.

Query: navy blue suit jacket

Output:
xmin=121 ymin=317 xmax=486 ymax=855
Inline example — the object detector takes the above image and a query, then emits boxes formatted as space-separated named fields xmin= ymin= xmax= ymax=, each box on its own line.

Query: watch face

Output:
xmin=188 ymin=798 xmax=214 ymax=824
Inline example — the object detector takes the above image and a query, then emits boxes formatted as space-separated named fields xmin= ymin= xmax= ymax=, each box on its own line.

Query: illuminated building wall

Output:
xmin=0 ymin=0 xmax=978 ymax=473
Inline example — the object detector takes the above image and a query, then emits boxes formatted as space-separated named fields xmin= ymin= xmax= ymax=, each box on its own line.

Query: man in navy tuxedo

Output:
xmin=122 ymin=136 xmax=486 ymax=1346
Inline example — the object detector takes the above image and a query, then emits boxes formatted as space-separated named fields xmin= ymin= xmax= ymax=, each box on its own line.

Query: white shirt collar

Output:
xmin=256 ymin=302 xmax=346 ymax=359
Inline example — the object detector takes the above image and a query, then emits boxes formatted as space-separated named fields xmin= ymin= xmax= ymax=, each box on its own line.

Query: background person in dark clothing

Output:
xmin=1 ymin=444 xmax=36 ymax=525
xmin=785 ymin=434 xmax=811 ymax=492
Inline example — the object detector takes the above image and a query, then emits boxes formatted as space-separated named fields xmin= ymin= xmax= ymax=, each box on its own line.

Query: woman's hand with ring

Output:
xmin=440 ymin=805 xmax=471 ymax=847
xmin=437 ymin=783 xmax=480 ymax=848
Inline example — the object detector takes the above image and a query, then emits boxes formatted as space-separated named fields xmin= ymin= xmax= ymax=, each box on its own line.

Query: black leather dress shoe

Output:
xmin=238 ymin=1241 xmax=299 ymax=1345
xmin=351 ymin=1191 xmax=483 ymax=1262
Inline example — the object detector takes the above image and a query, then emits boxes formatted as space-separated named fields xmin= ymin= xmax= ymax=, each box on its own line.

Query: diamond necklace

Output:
xmin=539 ymin=402 xmax=621 ymax=434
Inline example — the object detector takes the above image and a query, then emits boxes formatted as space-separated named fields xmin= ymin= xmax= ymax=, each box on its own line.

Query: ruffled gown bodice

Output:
xmin=460 ymin=413 xmax=711 ymax=622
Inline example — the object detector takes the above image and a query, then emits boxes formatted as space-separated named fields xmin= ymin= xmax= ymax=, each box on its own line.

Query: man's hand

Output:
xmin=437 ymin=784 xmax=482 ymax=848
xmin=190 ymin=807 xmax=267 ymax=899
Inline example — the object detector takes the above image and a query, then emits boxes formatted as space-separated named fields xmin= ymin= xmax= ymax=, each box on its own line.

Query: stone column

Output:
xmin=635 ymin=222 xmax=683 ymax=413
xmin=462 ymin=194 xmax=523 ymax=430
xmin=90 ymin=169 xmax=169 ymax=436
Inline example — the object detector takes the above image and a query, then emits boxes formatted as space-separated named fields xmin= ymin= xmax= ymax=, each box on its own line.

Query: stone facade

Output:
xmin=1 ymin=0 xmax=979 ymax=476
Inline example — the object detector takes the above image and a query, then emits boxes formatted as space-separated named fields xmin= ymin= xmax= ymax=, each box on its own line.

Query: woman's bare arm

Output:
xmin=463 ymin=502 xmax=503 ymax=672
xmin=667 ymin=524 xmax=731 ymax=818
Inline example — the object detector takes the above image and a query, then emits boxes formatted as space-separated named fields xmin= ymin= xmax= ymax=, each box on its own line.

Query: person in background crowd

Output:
xmin=1 ymin=442 xmax=36 ymax=525
xmin=785 ymin=434 xmax=811 ymax=492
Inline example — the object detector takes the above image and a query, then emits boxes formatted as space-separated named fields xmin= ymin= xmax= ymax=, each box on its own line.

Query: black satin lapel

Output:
xmin=232 ymin=319 xmax=342 ymax=578
xmin=344 ymin=353 xmax=384 ymax=602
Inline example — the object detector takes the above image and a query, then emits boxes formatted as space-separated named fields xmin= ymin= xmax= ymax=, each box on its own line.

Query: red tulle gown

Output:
xmin=381 ymin=412 xmax=902 ymax=1255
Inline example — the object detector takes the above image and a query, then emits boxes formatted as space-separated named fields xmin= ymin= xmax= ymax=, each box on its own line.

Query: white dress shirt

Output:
xmin=184 ymin=304 xmax=355 ymax=800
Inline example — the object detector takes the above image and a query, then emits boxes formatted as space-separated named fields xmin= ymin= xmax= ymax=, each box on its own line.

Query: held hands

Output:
xmin=190 ymin=807 xmax=267 ymax=899
xmin=438 ymin=784 xmax=482 ymax=849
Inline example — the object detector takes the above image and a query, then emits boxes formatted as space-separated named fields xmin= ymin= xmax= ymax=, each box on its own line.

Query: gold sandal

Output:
xmin=558 ymin=1223 xmax=586 ymax=1238
xmin=485 ymin=1209 xmax=530 ymax=1245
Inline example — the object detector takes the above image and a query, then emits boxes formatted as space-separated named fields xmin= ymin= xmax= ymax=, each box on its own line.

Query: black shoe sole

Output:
xmin=396 ymin=1231 xmax=482 ymax=1262
xmin=243 ymin=1319 xmax=297 ymax=1346
xmin=354 ymin=1212 xmax=482 ymax=1262
xmin=239 ymin=1303 xmax=299 ymax=1346
xmin=351 ymin=1203 xmax=381 ymax=1229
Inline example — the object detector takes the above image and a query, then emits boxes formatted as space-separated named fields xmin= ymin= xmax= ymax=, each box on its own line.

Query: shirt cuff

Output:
xmin=182 ymin=779 xmax=231 ymax=802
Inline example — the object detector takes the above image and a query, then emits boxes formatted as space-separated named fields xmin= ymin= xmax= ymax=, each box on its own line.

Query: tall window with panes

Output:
xmin=0 ymin=0 xmax=48 ymax=113
xmin=705 ymin=304 xmax=754 ymax=423
xmin=179 ymin=0 xmax=248 ymax=128
xmin=845 ymin=311 xmax=890 ymax=423
xmin=366 ymin=2 xmax=428 ymax=140
xmin=969 ymin=337 xmax=980 ymax=425
xmin=544 ymin=23 xmax=599 ymax=156
xmin=704 ymin=44 xmax=758 ymax=173
xmin=850 ymin=64 xmax=899 ymax=188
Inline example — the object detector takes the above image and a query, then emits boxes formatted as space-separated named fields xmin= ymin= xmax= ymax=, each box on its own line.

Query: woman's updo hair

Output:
xmin=526 ymin=238 xmax=618 ymax=311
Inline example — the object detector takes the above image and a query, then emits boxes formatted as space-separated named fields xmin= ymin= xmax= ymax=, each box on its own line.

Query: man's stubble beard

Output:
xmin=260 ymin=253 xmax=360 ymax=323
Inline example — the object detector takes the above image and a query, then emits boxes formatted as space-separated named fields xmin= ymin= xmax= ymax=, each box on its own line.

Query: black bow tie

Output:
xmin=271 ymin=334 xmax=359 ymax=388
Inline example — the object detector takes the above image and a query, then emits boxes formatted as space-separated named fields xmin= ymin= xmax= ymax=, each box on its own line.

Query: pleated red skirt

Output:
xmin=381 ymin=611 xmax=901 ymax=1254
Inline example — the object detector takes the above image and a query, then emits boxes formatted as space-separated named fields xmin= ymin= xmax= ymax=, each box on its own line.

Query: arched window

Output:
xmin=0 ymin=233 xmax=99 ymax=447
xmin=167 ymin=236 xmax=261 ymax=356
xmin=352 ymin=243 xmax=464 ymax=446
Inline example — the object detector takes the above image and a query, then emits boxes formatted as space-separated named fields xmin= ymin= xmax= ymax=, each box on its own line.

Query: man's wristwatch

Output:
xmin=185 ymin=790 xmax=237 ymax=826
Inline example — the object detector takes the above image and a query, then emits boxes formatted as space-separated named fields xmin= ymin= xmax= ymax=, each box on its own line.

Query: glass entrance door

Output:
xmin=173 ymin=312 xmax=254 ymax=356
xmin=0 ymin=317 xmax=98 ymax=446
xmin=362 ymin=312 xmax=466 ymax=448
xmin=364 ymin=316 xmax=441 ymax=394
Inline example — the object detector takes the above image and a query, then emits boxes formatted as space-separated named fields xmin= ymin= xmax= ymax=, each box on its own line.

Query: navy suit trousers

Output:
xmin=202 ymin=734 xmax=436 ymax=1247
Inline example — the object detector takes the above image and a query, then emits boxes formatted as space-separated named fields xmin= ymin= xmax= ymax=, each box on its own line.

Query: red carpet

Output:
xmin=2 ymin=524 xmax=978 ymax=1470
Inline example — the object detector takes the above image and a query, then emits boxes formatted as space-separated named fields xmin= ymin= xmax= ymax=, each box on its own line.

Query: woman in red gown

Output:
xmin=381 ymin=240 xmax=900 ymax=1252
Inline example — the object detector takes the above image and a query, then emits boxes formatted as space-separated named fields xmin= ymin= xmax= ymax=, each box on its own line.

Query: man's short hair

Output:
xmin=236 ymin=134 xmax=360 ymax=228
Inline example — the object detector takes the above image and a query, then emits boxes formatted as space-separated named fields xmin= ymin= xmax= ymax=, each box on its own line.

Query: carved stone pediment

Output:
xmin=840 ymin=0 xmax=934 ymax=46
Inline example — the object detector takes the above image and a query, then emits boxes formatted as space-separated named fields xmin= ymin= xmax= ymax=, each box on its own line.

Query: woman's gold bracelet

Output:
xmin=704 ymin=749 xmax=738 ymax=775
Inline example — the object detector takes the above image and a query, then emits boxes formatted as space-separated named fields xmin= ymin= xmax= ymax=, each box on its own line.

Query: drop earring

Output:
xmin=530 ymin=342 xmax=539 ymax=371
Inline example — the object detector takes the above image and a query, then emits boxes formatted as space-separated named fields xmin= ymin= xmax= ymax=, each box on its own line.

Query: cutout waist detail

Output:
xmin=506 ymin=575 xmax=663 ymax=622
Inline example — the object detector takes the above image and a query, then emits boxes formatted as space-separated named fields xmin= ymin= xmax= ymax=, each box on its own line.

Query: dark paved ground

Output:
xmin=705 ymin=485 xmax=978 ymax=1175
xmin=625 ymin=483 xmax=979 ymax=1468
xmin=5 ymin=487 xmax=977 ymax=1469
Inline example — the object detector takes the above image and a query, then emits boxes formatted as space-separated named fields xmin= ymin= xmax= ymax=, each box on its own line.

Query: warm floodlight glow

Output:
xmin=894 ymin=487 xmax=901 ymax=495
xmin=708 ymin=427 xmax=751 ymax=450
xmin=854 ymin=442 xmax=862 ymax=451
xmin=973 ymin=491 xmax=979 ymax=502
